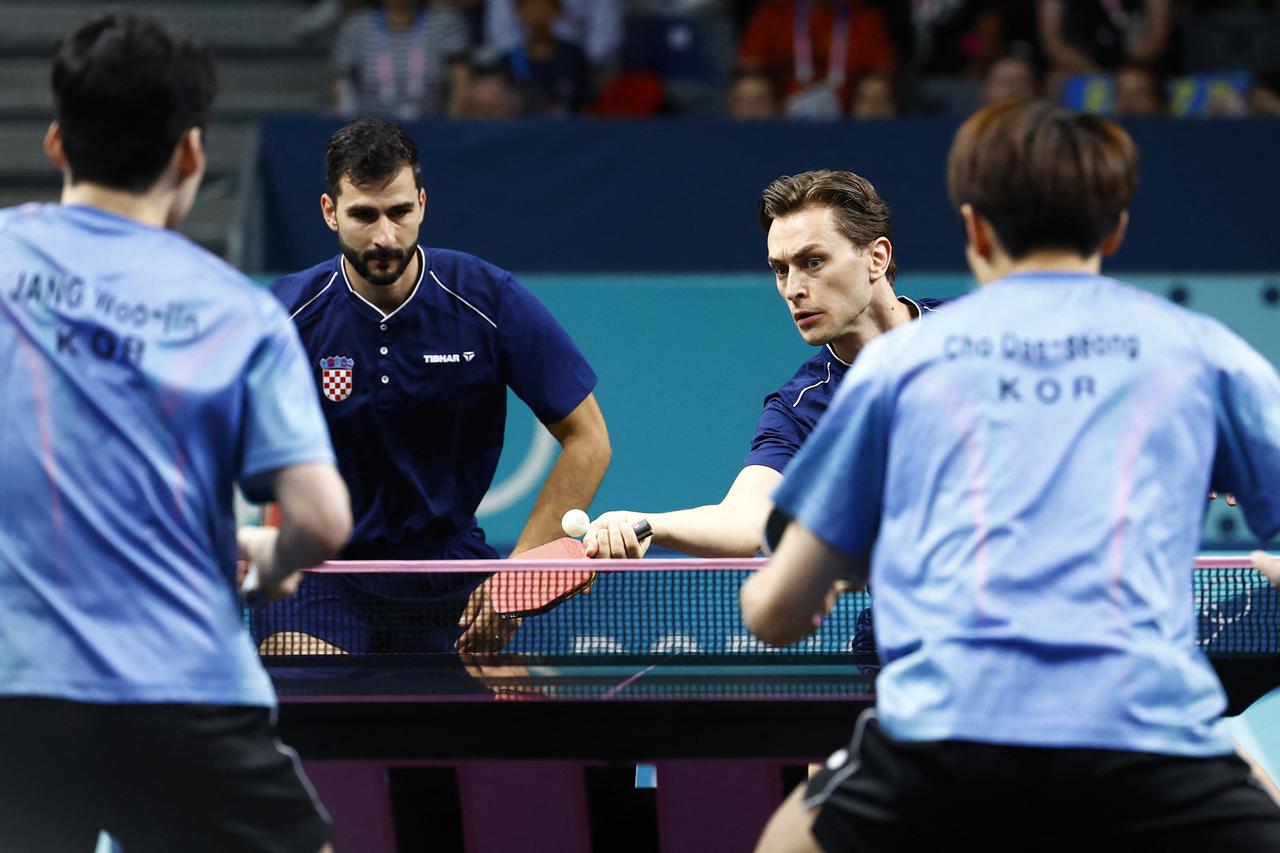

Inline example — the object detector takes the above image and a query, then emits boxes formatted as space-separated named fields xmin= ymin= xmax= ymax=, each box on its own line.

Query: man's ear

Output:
xmin=1100 ymin=210 xmax=1128 ymax=257
xmin=960 ymin=202 xmax=1002 ymax=285
xmin=960 ymin=203 xmax=993 ymax=260
xmin=867 ymin=236 xmax=892 ymax=284
xmin=320 ymin=193 xmax=339 ymax=233
xmin=43 ymin=122 xmax=68 ymax=171
xmin=174 ymin=127 xmax=206 ymax=182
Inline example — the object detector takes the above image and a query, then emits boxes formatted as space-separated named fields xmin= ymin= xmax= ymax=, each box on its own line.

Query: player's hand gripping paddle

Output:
xmin=489 ymin=519 xmax=652 ymax=620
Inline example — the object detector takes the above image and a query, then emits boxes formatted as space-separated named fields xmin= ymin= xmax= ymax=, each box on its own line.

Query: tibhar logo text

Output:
xmin=423 ymin=354 xmax=461 ymax=364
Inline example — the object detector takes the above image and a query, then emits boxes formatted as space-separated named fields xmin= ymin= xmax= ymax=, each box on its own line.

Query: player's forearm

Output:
xmin=270 ymin=463 xmax=352 ymax=579
xmin=742 ymin=522 xmax=844 ymax=646
xmin=510 ymin=431 xmax=610 ymax=554
xmin=1253 ymin=551 xmax=1280 ymax=588
xmin=270 ymin=523 xmax=339 ymax=580
xmin=646 ymin=502 xmax=768 ymax=558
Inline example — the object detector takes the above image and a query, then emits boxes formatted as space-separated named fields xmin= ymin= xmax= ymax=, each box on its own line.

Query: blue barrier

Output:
xmin=256 ymin=116 xmax=1280 ymax=275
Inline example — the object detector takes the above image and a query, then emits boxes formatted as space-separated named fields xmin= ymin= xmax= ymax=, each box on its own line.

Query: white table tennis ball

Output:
xmin=561 ymin=508 xmax=591 ymax=538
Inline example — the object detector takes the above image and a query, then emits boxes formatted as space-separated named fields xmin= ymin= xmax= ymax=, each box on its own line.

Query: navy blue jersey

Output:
xmin=271 ymin=246 xmax=596 ymax=558
xmin=745 ymin=296 xmax=943 ymax=472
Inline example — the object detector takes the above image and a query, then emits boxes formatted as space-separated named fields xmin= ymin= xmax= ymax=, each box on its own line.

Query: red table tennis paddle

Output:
xmin=489 ymin=537 xmax=594 ymax=620
xmin=489 ymin=520 xmax=652 ymax=620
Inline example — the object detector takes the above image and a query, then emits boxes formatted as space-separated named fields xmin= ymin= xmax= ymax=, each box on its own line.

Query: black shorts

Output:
xmin=806 ymin=710 xmax=1280 ymax=853
xmin=0 ymin=697 xmax=331 ymax=853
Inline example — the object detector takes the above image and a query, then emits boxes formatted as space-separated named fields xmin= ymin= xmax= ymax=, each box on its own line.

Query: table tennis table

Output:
xmin=274 ymin=654 xmax=873 ymax=852
xmin=274 ymin=653 xmax=1276 ymax=853
xmin=262 ymin=557 xmax=1280 ymax=852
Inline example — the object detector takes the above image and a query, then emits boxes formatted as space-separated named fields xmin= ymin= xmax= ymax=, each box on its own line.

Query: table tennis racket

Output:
xmin=490 ymin=520 xmax=652 ymax=620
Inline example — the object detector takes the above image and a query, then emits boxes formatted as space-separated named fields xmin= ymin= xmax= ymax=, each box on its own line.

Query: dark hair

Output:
xmin=759 ymin=170 xmax=896 ymax=284
xmin=325 ymin=119 xmax=423 ymax=199
xmin=947 ymin=101 xmax=1137 ymax=259
xmin=52 ymin=14 xmax=216 ymax=193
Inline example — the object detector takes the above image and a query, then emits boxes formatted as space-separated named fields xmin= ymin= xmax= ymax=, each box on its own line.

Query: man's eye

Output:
xmin=807 ymin=257 xmax=823 ymax=270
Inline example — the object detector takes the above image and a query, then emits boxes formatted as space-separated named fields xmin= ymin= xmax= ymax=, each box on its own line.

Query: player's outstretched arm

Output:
xmin=741 ymin=519 xmax=849 ymax=647
xmin=585 ymin=465 xmax=782 ymax=559
xmin=238 ymin=462 xmax=351 ymax=601
xmin=1252 ymin=551 xmax=1280 ymax=588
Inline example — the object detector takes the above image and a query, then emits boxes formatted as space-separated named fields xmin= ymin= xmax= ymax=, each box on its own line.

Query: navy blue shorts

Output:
xmin=250 ymin=532 xmax=495 ymax=654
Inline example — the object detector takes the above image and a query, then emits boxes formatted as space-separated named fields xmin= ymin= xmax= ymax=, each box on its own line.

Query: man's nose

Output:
xmin=782 ymin=271 xmax=807 ymax=300
xmin=372 ymin=216 xmax=397 ymax=247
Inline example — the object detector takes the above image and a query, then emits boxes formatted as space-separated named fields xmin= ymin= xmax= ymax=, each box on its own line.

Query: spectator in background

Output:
xmin=502 ymin=0 xmax=593 ymax=116
xmin=462 ymin=63 xmax=522 ymax=119
xmin=1204 ymin=85 xmax=1249 ymax=117
xmin=449 ymin=0 xmax=486 ymax=43
xmin=739 ymin=0 xmax=894 ymax=120
xmin=982 ymin=53 xmax=1039 ymax=103
xmin=291 ymin=0 xmax=366 ymax=42
xmin=333 ymin=0 xmax=473 ymax=119
xmin=727 ymin=69 xmax=781 ymax=119
xmin=1038 ymin=0 xmax=1174 ymax=74
xmin=849 ymin=70 xmax=898 ymax=118
xmin=1248 ymin=76 xmax=1280 ymax=116
xmin=1114 ymin=64 xmax=1166 ymax=116
xmin=908 ymin=1 xmax=1038 ymax=77
xmin=485 ymin=0 xmax=622 ymax=80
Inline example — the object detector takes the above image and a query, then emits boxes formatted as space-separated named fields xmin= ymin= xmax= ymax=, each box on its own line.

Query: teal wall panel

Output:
xmin=480 ymin=272 xmax=1280 ymax=551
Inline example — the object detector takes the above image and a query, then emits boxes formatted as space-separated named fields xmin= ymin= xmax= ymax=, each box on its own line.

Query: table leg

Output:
xmin=456 ymin=761 xmax=592 ymax=853
xmin=303 ymin=760 xmax=397 ymax=853
xmin=654 ymin=760 xmax=785 ymax=853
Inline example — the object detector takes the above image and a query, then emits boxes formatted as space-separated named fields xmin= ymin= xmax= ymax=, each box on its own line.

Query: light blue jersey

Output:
xmin=0 ymin=204 xmax=334 ymax=707
xmin=773 ymin=272 xmax=1280 ymax=756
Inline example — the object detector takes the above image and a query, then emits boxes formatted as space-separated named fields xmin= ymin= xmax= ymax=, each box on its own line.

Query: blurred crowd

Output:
xmin=300 ymin=0 xmax=1280 ymax=121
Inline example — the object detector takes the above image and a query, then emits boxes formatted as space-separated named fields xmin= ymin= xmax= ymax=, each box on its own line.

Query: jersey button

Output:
xmin=380 ymin=375 xmax=390 ymax=384
xmin=379 ymin=323 xmax=387 ymax=331
xmin=379 ymin=346 xmax=388 ymax=355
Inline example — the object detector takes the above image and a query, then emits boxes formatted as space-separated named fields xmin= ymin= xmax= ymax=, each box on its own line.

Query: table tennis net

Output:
xmin=245 ymin=560 xmax=1279 ymax=660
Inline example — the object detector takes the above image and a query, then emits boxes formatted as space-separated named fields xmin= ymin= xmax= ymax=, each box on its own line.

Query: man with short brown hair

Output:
xmin=746 ymin=100 xmax=1280 ymax=852
xmin=586 ymin=170 xmax=938 ymax=575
